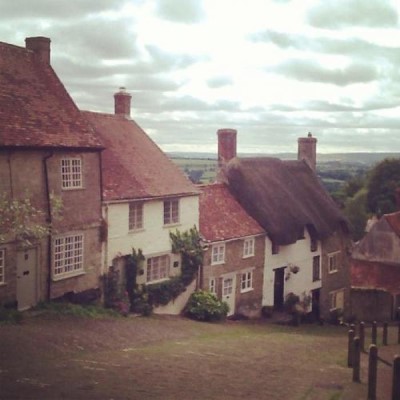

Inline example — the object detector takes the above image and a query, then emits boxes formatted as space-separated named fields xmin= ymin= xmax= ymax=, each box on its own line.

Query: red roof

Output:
xmin=199 ymin=183 xmax=265 ymax=242
xmin=83 ymin=111 xmax=199 ymax=201
xmin=0 ymin=41 xmax=102 ymax=149
xmin=384 ymin=212 xmax=400 ymax=237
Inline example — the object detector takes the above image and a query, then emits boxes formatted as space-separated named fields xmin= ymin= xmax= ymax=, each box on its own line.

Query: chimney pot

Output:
xmin=217 ymin=128 xmax=237 ymax=167
xmin=114 ymin=88 xmax=132 ymax=117
xmin=25 ymin=36 xmax=51 ymax=64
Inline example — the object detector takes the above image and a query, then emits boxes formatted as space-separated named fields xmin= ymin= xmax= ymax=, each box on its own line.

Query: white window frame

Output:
xmin=211 ymin=243 xmax=225 ymax=265
xmin=0 ymin=249 xmax=5 ymax=284
xmin=328 ymin=251 xmax=340 ymax=274
xmin=209 ymin=277 xmax=216 ymax=294
xmin=240 ymin=270 xmax=253 ymax=293
xmin=129 ymin=202 xmax=143 ymax=231
xmin=330 ymin=289 xmax=344 ymax=311
xmin=61 ymin=158 xmax=83 ymax=190
xmin=163 ymin=199 xmax=179 ymax=225
xmin=53 ymin=233 xmax=84 ymax=278
xmin=146 ymin=254 xmax=170 ymax=283
xmin=243 ymin=237 xmax=255 ymax=258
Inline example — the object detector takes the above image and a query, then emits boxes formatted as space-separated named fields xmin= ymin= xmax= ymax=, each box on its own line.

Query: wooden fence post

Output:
xmin=383 ymin=322 xmax=388 ymax=346
xmin=368 ymin=345 xmax=378 ymax=400
xmin=398 ymin=321 xmax=400 ymax=345
xmin=359 ymin=321 xmax=365 ymax=352
xmin=350 ymin=323 xmax=356 ymax=335
xmin=372 ymin=321 xmax=377 ymax=345
xmin=348 ymin=329 xmax=355 ymax=368
xmin=352 ymin=336 xmax=361 ymax=383
xmin=392 ymin=355 xmax=400 ymax=400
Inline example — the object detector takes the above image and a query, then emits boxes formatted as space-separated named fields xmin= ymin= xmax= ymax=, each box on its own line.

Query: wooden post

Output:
xmin=350 ymin=323 xmax=356 ymax=335
xmin=359 ymin=321 xmax=365 ymax=352
xmin=368 ymin=345 xmax=378 ymax=400
xmin=372 ymin=321 xmax=377 ymax=345
xmin=398 ymin=321 xmax=400 ymax=344
xmin=383 ymin=322 xmax=388 ymax=346
xmin=392 ymin=355 xmax=400 ymax=400
xmin=348 ymin=329 xmax=355 ymax=368
xmin=352 ymin=336 xmax=361 ymax=382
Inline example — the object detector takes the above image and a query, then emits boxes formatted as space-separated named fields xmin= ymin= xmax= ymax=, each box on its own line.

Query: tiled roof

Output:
xmin=222 ymin=157 xmax=348 ymax=245
xmin=83 ymin=111 xmax=199 ymax=201
xmin=384 ymin=212 xmax=400 ymax=237
xmin=199 ymin=183 xmax=264 ymax=242
xmin=0 ymin=41 xmax=102 ymax=149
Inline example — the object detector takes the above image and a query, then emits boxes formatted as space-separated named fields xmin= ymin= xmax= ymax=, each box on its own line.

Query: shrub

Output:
xmin=185 ymin=290 xmax=229 ymax=322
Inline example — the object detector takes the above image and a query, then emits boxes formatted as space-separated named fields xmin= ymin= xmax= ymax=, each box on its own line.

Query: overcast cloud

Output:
xmin=2 ymin=0 xmax=400 ymax=154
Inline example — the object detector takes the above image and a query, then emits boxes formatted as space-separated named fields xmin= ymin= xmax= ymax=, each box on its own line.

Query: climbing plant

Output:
xmin=0 ymin=191 xmax=63 ymax=247
xmin=126 ymin=227 xmax=203 ymax=315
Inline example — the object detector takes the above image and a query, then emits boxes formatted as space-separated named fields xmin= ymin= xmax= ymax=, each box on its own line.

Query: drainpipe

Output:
xmin=43 ymin=152 xmax=54 ymax=301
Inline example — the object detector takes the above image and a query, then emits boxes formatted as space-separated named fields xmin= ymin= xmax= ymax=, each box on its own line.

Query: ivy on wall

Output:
xmin=105 ymin=227 xmax=203 ymax=316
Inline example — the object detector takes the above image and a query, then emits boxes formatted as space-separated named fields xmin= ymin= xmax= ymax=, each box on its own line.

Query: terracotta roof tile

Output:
xmin=199 ymin=183 xmax=264 ymax=242
xmin=384 ymin=211 xmax=400 ymax=237
xmin=0 ymin=41 xmax=102 ymax=149
xmin=83 ymin=111 xmax=199 ymax=201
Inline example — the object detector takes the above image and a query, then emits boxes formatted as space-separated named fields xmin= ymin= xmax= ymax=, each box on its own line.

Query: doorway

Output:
xmin=222 ymin=274 xmax=236 ymax=316
xmin=16 ymin=248 xmax=38 ymax=311
xmin=274 ymin=267 xmax=285 ymax=310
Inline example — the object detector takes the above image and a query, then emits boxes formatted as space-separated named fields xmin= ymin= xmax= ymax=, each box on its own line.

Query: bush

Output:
xmin=185 ymin=290 xmax=229 ymax=322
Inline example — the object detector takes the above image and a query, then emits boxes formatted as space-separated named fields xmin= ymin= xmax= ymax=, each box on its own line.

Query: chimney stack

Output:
xmin=298 ymin=132 xmax=317 ymax=171
xmin=217 ymin=128 xmax=237 ymax=167
xmin=114 ymin=87 xmax=131 ymax=117
xmin=25 ymin=37 xmax=51 ymax=64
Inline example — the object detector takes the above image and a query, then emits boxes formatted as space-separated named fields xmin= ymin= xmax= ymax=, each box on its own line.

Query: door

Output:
xmin=222 ymin=274 xmax=236 ymax=316
xmin=312 ymin=289 xmax=320 ymax=321
xmin=16 ymin=248 xmax=38 ymax=311
xmin=273 ymin=267 xmax=285 ymax=310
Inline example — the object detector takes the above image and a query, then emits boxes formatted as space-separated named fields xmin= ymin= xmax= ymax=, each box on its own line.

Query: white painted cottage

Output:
xmin=83 ymin=89 xmax=199 ymax=314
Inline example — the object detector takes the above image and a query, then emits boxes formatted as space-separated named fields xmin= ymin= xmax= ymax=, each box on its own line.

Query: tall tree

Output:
xmin=367 ymin=158 xmax=400 ymax=216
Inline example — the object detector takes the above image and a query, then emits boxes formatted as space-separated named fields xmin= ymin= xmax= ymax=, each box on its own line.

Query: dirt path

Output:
xmin=0 ymin=313 xmax=385 ymax=399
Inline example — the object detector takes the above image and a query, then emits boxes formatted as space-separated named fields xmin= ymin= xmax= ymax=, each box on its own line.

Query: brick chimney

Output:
xmin=298 ymin=132 xmax=317 ymax=171
xmin=217 ymin=128 xmax=237 ymax=167
xmin=114 ymin=87 xmax=131 ymax=117
xmin=25 ymin=36 xmax=51 ymax=64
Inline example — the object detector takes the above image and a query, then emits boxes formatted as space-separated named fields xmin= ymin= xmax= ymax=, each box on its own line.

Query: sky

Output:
xmin=2 ymin=0 xmax=400 ymax=154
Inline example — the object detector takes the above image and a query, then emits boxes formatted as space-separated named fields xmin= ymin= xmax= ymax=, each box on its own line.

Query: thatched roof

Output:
xmin=222 ymin=157 xmax=347 ymax=245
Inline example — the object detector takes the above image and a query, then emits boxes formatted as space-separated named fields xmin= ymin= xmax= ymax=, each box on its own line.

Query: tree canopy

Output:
xmin=366 ymin=158 xmax=400 ymax=216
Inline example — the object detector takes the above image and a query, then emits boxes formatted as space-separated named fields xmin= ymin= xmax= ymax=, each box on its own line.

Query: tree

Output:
xmin=366 ymin=158 xmax=400 ymax=216
xmin=0 ymin=192 xmax=62 ymax=247
xmin=344 ymin=188 xmax=369 ymax=241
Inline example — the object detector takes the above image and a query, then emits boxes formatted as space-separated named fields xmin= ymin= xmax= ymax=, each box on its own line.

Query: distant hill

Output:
xmin=167 ymin=152 xmax=400 ymax=166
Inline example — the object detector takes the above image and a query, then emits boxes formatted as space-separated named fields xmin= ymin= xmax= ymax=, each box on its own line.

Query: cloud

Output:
xmin=206 ymin=76 xmax=234 ymax=88
xmin=155 ymin=0 xmax=205 ymax=23
xmin=0 ymin=0 xmax=123 ymax=20
xmin=307 ymin=0 xmax=399 ymax=29
xmin=271 ymin=59 xmax=377 ymax=86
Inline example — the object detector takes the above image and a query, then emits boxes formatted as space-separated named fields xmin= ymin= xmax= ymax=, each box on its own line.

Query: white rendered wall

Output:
xmin=263 ymin=230 xmax=321 ymax=311
xmin=104 ymin=195 xmax=199 ymax=265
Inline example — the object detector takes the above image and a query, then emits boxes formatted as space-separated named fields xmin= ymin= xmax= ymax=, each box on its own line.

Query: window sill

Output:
xmin=328 ymin=269 xmax=338 ymax=274
xmin=146 ymin=277 xmax=169 ymax=285
xmin=0 ymin=282 xmax=7 ymax=287
xmin=53 ymin=271 xmax=86 ymax=281
xmin=242 ymin=254 xmax=254 ymax=259
xmin=240 ymin=287 xmax=253 ymax=294
xmin=163 ymin=223 xmax=181 ymax=229
xmin=61 ymin=187 xmax=85 ymax=191
xmin=312 ymin=278 xmax=321 ymax=282
xmin=211 ymin=261 xmax=225 ymax=266
xmin=129 ymin=228 xmax=145 ymax=234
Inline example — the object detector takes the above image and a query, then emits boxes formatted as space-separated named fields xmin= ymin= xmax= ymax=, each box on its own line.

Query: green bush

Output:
xmin=185 ymin=290 xmax=229 ymax=322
